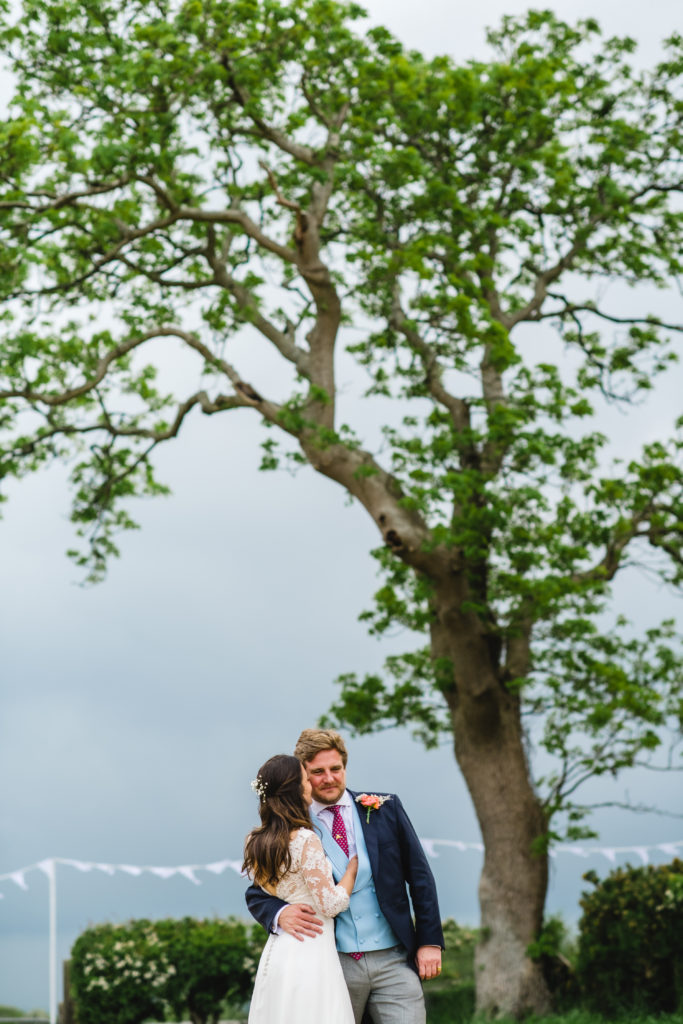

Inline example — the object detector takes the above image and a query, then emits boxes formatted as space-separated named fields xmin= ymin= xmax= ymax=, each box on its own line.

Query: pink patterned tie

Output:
xmin=329 ymin=806 xmax=362 ymax=961
xmin=330 ymin=805 xmax=350 ymax=856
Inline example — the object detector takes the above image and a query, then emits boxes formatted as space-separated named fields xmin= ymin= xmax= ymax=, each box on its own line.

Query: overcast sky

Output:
xmin=1 ymin=0 xmax=682 ymax=1013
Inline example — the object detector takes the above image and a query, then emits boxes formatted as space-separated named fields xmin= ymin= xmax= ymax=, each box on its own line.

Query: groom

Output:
xmin=245 ymin=728 xmax=444 ymax=1024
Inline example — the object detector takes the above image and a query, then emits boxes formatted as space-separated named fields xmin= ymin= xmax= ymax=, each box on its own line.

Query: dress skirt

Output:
xmin=248 ymin=917 xmax=354 ymax=1024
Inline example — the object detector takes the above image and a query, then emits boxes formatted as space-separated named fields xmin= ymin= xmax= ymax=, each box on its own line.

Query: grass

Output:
xmin=425 ymin=994 xmax=683 ymax=1024
xmin=0 ymin=1009 xmax=48 ymax=1021
xmin=424 ymin=994 xmax=683 ymax=1024
xmin=483 ymin=1015 xmax=683 ymax=1024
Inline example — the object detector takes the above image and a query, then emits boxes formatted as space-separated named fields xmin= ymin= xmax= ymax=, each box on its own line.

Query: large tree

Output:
xmin=1 ymin=0 xmax=682 ymax=1014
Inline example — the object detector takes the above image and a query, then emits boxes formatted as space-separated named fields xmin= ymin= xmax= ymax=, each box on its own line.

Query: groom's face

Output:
xmin=305 ymin=748 xmax=347 ymax=805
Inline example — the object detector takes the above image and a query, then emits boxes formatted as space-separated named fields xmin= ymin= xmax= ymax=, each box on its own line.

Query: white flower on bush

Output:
xmin=80 ymin=926 xmax=175 ymax=995
xmin=87 ymin=977 xmax=110 ymax=991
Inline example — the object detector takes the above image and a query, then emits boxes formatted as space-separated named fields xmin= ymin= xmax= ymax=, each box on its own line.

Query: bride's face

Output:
xmin=301 ymin=764 xmax=313 ymax=807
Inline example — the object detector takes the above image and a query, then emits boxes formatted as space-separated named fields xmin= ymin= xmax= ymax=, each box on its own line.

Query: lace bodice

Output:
xmin=274 ymin=828 xmax=350 ymax=918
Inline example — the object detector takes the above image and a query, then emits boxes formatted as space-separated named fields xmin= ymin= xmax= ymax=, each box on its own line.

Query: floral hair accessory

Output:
xmin=250 ymin=776 xmax=267 ymax=799
xmin=355 ymin=793 xmax=391 ymax=823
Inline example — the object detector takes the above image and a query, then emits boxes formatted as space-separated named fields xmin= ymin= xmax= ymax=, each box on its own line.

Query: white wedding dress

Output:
xmin=248 ymin=828 xmax=355 ymax=1024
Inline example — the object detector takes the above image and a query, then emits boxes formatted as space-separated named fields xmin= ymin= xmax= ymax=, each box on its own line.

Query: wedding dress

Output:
xmin=248 ymin=828 xmax=355 ymax=1024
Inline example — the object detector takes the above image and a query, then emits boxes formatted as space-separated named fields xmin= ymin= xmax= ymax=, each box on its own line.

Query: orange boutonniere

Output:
xmin=355 ymin=793 xmax=391 ymax=823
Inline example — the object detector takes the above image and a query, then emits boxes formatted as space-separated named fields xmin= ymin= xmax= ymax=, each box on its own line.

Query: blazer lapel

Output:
xmin=348 ymin=789 xmax=380 ymax=874
xmin=310 ymin=809 xmax=349 ymax=879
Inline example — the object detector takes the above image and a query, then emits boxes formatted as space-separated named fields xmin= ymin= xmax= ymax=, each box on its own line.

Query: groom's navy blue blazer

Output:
xmin=245 ymin=789 xmax=444 ymax=961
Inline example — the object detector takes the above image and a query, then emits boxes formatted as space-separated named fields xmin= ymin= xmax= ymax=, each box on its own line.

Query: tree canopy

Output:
xmin=1 ymin=0 xmax=682 ymax=1013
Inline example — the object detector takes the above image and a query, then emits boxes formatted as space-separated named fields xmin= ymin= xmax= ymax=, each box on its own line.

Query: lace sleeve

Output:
xmin=299 ymin=833 xmax=350 ymax=918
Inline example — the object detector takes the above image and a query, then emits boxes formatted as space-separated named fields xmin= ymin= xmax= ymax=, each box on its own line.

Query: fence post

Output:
xmin=58 ymin=960 xmax=74 ymax=1024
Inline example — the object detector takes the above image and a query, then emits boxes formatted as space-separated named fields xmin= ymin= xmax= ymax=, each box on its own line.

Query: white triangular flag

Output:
xmin=601 ymin=848 xmax=616 ymax=863
xmin=149 ymin=867 xmax=177 ymax=879
xmin=205 ymin=860 xmax=231 ymax=874
xmin=95 ymin=864 xmax=116 ymax=875
xmin=37 ymin=860 xmax=55 ymax=879
xmin=177 ymin=866 xmax=201 ymax=885
xmin=118 ymin=865 xmax=143 ymax=876
xmin=420 ymin=840 xmax=439 ymax=858
xmin=10 ymin=871 xmax=28 ymax=890
xmin=633 ymin=847 xmax=649 ymax=865
xmin=567 ymin=846 xmax=590 ymax=858
xmin=657 ymin=843 xmax=680 ymax=857
xmin=62 ymin=860 xmax=94 ymax=872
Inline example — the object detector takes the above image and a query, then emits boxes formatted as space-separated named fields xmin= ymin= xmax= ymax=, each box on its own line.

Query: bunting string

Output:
xmin=0 ymin=856 xmax=244 ymax=896
xmin=2 ymin=839 xmax=682 ymax=897
xmin=419 ymin=838 xmax=683 ymax=865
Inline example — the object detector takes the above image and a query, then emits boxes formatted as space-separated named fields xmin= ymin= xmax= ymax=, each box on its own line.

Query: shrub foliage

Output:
xmin=577 ymin=858 xmax=683 ymax=1015
xmin=70 ymin=917 xmax=264 ymax=1024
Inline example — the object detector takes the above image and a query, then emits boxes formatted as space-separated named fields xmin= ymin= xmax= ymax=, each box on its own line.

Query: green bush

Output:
xmin=151 ymin=918 xmax=256 ymax=1024
xmin=576 ymin=858 xmax=683 ymax=1016
xmin=70 ymin=917 xmax=262 ymax=1024
xmin=424 ymin=981 xmax=475 ymax=1024
xmin=527 ymin=914 xmax=580 ymax=1011
xmin=440 ymin=918 xmax=478 ymax=984
xmin=424 ymin=919 xmax=477 ymax=1024
xmin=71 ymin=920 xmax=168 ymax=1024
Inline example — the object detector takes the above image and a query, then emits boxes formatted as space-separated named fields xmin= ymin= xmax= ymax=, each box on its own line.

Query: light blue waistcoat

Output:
xmin=312 ymin=800 xmax=400 ymax=953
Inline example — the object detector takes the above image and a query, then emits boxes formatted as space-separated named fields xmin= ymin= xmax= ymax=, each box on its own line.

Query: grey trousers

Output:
xmin=338 ymin=946 xmax=426 ymax=1024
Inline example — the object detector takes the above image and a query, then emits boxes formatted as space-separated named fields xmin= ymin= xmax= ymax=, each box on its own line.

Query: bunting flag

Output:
xmin=1 ymin=841 xmax=682 ymax=896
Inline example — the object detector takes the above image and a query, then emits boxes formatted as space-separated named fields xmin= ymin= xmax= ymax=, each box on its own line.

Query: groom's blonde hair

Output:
xmin=295 ymin=728 xmax=348 ymax=767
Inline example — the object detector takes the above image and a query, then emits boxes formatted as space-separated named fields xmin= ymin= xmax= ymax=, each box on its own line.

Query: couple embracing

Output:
xmin=243 ymin=729 xmax=444 ymax=1024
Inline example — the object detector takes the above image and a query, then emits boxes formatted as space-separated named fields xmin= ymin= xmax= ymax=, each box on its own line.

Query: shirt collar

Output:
xmin=312 ymin=789 xmax=351 ymax=817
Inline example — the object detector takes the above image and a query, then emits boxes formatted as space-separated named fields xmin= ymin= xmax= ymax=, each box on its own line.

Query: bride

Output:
xmin=243 ymin=754 xmax=358 ymax=1024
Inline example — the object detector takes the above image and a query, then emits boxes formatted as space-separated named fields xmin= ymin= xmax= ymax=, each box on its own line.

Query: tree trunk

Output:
xmin=457 ymin=705 xmax=551 ymax=1018
xmin=433 ymin=593 xmax=551 ymax=1018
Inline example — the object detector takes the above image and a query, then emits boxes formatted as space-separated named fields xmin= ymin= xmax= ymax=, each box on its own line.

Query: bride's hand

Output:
xmin=340 ymin=854 xmax=358 ymax=895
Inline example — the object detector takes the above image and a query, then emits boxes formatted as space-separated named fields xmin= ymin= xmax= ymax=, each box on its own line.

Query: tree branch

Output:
xmin=13 ymin=212 xmax=184 ymax=297
xmin=300 ymin=438 xmax=438 ymax=575
xmin=220 ymin=53 xmax=316 ymax=166
xmin=389 ymin=287 xmax=472 ymax=436
xmin=178 ymin=204 xmax=299 ymax=264
xmin=504 ymin=619 xmax=533 ymax=681
xmin=4 ymin=392 xmax=250 ymax=461
xmin=0 ymin=175 xmax=132 ymax=211
xmin=507 ymin=234 xmax=589 ymax=328
xmin=202 ymin=230 xmax=311 ymax=376
xmin=7 ymin=178 xmax=299 ymax=285
xmin=573 ymin=504 xmax=656 ymax=586
xmin=540 ymin=294 xmax=683 ymax=333
xmin=582 ymin=799 xmax=683 ymax=817
xmin=0 ymin=326 xmax=273 ymax=419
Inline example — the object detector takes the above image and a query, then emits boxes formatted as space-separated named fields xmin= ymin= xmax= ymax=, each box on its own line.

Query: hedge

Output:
xmin=70 ymin=917 xmax=265 ymax=1024
xmin=577 ymin=858 xmax=683 ymax=1016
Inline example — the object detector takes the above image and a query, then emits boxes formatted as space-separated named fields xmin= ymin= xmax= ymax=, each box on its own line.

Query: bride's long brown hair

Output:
xmin=242 ymin=754 xmax=312 ymax=890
